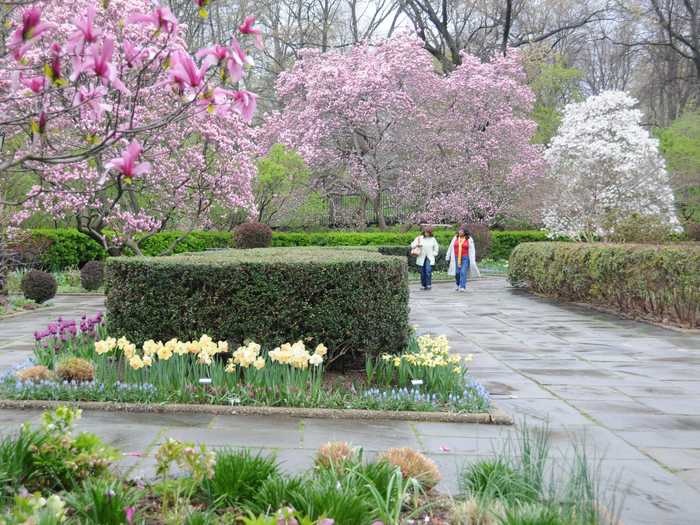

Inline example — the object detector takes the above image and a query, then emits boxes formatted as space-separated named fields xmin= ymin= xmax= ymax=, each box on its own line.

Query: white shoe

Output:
xmin=455 ymin=287 xmax=460 ymax=291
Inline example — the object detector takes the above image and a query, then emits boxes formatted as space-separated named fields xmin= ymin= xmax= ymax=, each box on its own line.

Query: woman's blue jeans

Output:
xmin=456 ymin=259 xmax=470 ymax=289
xmin=420 ymin=259 xmax=432 ymax=288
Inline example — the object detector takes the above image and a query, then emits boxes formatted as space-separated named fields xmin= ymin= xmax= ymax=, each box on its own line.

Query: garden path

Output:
xmin=1 ymin=283 xmax=700 ymax=524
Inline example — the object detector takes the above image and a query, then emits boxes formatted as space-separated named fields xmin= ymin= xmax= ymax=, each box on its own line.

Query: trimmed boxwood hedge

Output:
xmin=508 ymin=242 xmax=700 ymax=328
xmin=24 ymin=227 xmax=548 ymax=271
xmin=105 ymin=248 xmax=409 ymax=367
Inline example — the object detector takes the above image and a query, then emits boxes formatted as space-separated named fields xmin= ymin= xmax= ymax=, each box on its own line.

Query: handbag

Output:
xmin=410 ymin=236 xmax=423 ymax=256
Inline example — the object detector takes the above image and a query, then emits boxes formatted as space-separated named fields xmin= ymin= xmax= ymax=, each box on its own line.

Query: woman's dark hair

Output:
xmin=457 ymin=225 xmax=470 ymax=237
xmin=422 ymin=226 xmax=433 ymax=237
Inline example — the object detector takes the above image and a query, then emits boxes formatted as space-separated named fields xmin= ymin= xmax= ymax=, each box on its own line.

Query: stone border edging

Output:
xmin=0 ymin=399 xmax=513 ymax=424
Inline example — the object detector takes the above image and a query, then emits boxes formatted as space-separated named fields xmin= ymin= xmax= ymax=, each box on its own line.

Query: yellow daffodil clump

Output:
xmin=94 ymin=335 xmax=328 ymax=373
xmin=94 ymin=334 xmax=230 ymax=370
xmin=381 ymin=334 xmax=472 ymax=371
xmin=268 ymin=341 xmax=327 ymax=369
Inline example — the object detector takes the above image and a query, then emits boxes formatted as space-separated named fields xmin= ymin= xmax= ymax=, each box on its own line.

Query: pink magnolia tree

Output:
xmin=1 ymin=0 xmax=262 ymax=254
xmin=268 ymin=36 xmax=441 ymax=229
xmin=269 ymin=35 xmax=544 ymax=227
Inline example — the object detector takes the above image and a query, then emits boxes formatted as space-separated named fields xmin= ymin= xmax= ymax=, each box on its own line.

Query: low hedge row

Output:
xmin=508 ymin=242 xmax=700 ymax=328
xmin=22 ymin=228 xmax=549 ymax=271
xmin=105 ymin=248 xmax=409 ymax=368
xmin=23 ymin=230 xmax=232 ymax=270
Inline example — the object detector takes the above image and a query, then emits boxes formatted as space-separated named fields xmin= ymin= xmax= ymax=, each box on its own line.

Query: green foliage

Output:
xmin=255 ymin=144 xmax=312 ymax=225
xmin=285 ymin=470 xmax=374 ymax=525
xmin=603 ymin=212 xmax=675 ymax=243
xmin=235 ymin=222 xmax=273 ymax=248
xmin=247 ymin=476 xmax=306 ymax=515
xmin=202 ymin=449 xmax=280 ymax=508
xmin=0 ymin=493 xmax=67 ymax=525
xmin=508 ymin=242 xmax=700 ymax=327
xmin=28 ymin=228 xmax=107 ymax=271
xmin=490 ymin=231 xmax=550 ymax=260
xmin=460 ymin=459 xmax=538 ymax=504
xmin=529 ymin=57 xmax=583 ymax=145
xmin=64 ymin=479 xmax=141 ymax=525
xmin=657 ymin=110 xmax=700 ymax=223
xmin=135 ymin=231 xmax=233 ymax=256
xmin=80 ymin=260 xmax=105 ymax=290
xmin=20 ymin=270 xmax=56 ymax=303
xmin=0 ymin=407 xmax=117 ymax=495
xmin=105 ymin=248 xmax=409 ymax=367
xmin=498 ymin=504 xmax=567 ymax=525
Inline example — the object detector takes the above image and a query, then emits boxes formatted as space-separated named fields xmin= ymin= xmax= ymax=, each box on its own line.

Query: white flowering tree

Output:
xmin=543 ymin=91 xmax=679 ymax=240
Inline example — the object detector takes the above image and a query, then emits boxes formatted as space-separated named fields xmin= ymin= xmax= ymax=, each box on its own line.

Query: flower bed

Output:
xmin=105 ymin=248 xmax=409 ymax=368
xmin=1 ymin=316 xmax=494 ymax=417
xmin=0 ymin=407 xmax=619 ymax=525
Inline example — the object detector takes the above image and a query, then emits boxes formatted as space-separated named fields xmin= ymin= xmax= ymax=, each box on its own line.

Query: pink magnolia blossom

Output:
xmin=167 ymin=50 xmax=207 ymax=92
xmin=127 ymin=6 xmax=178 ymax=33
xmin=239 ymin=15 xmax=263 ymax=49
xmin=74 ymin=85 xmax=111 ymax=120
xmin=45 ymin=42 xmax=63 ymax=83
xmin=105 ymin=141 xmax=151 ymax=183
xmin=68 ymin=6 xmax=100 ymax=54
xmin=197 ymin=86 xmax=234 ymax=115
xmin=71 ymin=38 xmax=129 ymax=94
xmin=196 ymin=39 xmax=251 ymax=83
xmin=231 ymin=90 xmax=256 ymax=122
xmin=8 ymin=7 xmax=53 ymax=61
xmin=21 ymin=75 xmax=45 ymax=94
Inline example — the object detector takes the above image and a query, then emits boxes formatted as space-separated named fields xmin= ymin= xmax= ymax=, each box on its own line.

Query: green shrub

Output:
xmin=508 ymin=242 xmax=700 ymax=327
xmin=80 ymin=260 xmax=104 ymax=290
xmin=235 ymin=222 xmax=273 ymax=248
xmin=202 ymin=449 xmax=280 ymax=508
xmin=20 ymin=269 xmax=57 ymax=303
xmin=137 ymin=231 xmax=233 ymax=256
xmin=105 ymin=248 xmax=409 ymax=367
xmin=0 ymin=427 xmax=46 ymax=503
xmin=27 ymin=229 xmax=106 ymax=271
xmin=604 ymin=212 xmax=675 ymax=243
xmin=490 ymin=230 xmax=550 ymax=260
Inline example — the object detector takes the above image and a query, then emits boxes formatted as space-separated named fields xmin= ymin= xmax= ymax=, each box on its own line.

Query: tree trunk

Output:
xmin=373 ymin=194 xmax=387 ymax=230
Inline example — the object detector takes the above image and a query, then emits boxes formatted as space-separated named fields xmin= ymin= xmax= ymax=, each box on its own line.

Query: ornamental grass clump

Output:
xmin=56 ymin=357 xmax=95 ymax=382
xmin=381 ymin=447 xmax=441 ymax=490
xmin=315 ymin=442 xmax=358 ymax=470
xmin=16 ymin=365 xmax=53 ymax=382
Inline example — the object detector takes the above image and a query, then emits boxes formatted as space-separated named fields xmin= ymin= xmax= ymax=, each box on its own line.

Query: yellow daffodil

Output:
xmin=309 ymin=353 xmax=323 ymax=366
xmin=253 ymin=356 xmax=265 ymax=369
xmin=143 ymin=355 xmax=153 ymax=367
xmin=314 ymin=344 xmax=328 ymax=357
xmin=129 ymin=355 xmax=144 ymax=369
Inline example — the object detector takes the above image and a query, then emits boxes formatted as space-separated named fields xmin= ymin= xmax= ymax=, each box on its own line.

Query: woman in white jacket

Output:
xmin=410 ymin=226 xmax=440 ymax=290
xmin=446 ymin=226 xmax=480 ymax=291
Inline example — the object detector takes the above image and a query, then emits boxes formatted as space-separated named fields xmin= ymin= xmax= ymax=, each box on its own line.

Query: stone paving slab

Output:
xmin=2 ymin=282 xmax=700 ymax=523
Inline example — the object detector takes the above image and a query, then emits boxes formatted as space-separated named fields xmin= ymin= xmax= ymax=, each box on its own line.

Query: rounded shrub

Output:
xmin=80 ymin=260 xmax=104 ymax=291
xmin=20 ymin=270 xmax=57 ymax=303
xmin=105 ymin=248 xmax=409 ymax=368
xmin=56 ymin=357 xmax=95 ymax=382
xmin=234 ymin=222 xmax=273 ymax=249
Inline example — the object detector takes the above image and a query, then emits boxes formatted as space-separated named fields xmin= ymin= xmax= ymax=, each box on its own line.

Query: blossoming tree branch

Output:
xmin=1 ymin=0 xmax=262 ymax=254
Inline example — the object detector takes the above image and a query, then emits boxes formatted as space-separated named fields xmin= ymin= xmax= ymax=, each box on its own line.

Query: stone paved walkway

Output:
xmin=1 ymin=283 xmax=700 ymax=524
